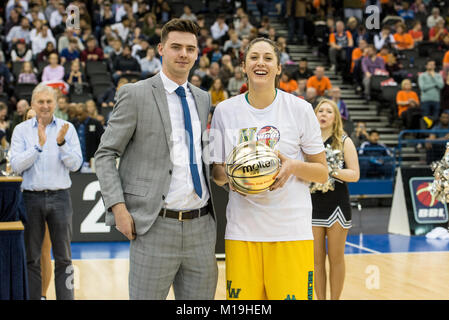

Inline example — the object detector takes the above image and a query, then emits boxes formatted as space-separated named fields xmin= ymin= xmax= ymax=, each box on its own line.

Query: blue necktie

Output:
xmin=175 ymin=86 xmax=203 ymax=198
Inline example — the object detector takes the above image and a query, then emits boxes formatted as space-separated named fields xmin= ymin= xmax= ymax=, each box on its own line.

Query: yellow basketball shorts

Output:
xmin=225 ymin=239 xmax=314 ymax=300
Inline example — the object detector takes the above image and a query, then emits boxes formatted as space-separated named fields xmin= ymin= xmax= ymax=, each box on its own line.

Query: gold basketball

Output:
xmin=225 ymin=141 xmax=281 ymax=194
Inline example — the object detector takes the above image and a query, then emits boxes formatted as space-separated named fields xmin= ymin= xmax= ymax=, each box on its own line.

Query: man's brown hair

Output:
xmin=160 ymin=18 xmax=200 ymax=44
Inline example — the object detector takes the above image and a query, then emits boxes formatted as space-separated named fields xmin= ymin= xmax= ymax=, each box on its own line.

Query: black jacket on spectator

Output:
xmin=113 ymin=55 xmax=141 ymax=73
xmin=73 ymin=117 xmax=105 ymax=163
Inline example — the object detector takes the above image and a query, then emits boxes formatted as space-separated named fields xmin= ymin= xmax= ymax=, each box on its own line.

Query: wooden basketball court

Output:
xmin=43 ymin=250 xmax=449 ymax=300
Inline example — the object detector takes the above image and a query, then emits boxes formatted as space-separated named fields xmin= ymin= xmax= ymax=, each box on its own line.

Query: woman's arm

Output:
xmin=333 ymin=137 xmax=360 ymax=183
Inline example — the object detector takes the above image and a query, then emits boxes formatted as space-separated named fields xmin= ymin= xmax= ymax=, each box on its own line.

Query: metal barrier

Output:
xmin=397 ymin=129 xmax=449 ymax=167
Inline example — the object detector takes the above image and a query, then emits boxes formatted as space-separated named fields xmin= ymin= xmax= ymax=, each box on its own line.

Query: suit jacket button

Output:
xmin=162 ymin=195 xmax=165 ymax=200
xmin=169 ymin=170 xmax=172 ymax=175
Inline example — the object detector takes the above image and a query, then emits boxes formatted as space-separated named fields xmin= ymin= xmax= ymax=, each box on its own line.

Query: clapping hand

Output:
xmin=38 ymin=119 xmax=47 ymax=147
xmin=57 ymin=123 xmax=69 ymax=145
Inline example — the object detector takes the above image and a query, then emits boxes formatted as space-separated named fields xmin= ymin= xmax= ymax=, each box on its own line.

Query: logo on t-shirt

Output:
xmin=257 ymin=126 xmax=280 ymax=149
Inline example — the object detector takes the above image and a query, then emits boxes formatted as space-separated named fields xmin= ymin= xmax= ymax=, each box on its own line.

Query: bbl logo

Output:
xmin=409 ymin=177 xmax=448 ymax=224
xmin=256 ymin=126 xmax=280 ymax=149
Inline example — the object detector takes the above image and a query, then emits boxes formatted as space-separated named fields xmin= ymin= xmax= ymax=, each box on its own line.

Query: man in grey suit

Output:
xmin=94 ymin=19 xmax=218 ymax=300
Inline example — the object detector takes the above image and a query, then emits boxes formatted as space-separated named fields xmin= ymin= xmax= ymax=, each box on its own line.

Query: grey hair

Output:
xmin=31 ymin=83 xmax=58 ymax=104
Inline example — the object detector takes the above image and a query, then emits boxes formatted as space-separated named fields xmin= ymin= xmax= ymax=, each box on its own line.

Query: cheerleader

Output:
xmin=311 ymin=99 xmax=360 ymax=300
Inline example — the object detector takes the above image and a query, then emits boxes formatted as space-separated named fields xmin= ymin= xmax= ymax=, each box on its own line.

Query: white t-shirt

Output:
xmin=209 ymin=90 xmax=324 ymax=242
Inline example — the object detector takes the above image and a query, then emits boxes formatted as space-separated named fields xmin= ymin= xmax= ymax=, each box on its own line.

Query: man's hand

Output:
xmin=38 ymin=119 xmax=47 ymax=147
xmin=57 ymin=123 xmax=69 ymax=145
xmin=270 ymin=151 xmax=296 ymax=191
xmin=112 ymin=203 xmax=136 ymax=240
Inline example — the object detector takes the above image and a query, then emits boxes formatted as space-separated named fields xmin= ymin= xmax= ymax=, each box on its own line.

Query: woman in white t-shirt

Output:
xmin=209 ymin=38 xmax=328 ymax=300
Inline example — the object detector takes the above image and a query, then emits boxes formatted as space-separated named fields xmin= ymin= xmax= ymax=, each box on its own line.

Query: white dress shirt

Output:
xmin=159 ymin=70 xmax=210 ymax=210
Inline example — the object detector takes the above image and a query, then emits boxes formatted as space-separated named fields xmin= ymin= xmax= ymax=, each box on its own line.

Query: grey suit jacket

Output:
xmin=94 ymin=73 xmax=215 ymax=236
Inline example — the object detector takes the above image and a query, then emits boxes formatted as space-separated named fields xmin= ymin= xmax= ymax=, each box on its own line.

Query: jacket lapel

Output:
xmin=151 ymin=74 xmax=173 ymax=152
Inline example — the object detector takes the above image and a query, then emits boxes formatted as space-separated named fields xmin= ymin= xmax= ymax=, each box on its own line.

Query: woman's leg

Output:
xmin=312 ymin=226 xmax=327 ymax=300
xmin=41 ymin=222 xmax=52 ymax=299
xmin=326 ymin=222 xmax=349 ymax=300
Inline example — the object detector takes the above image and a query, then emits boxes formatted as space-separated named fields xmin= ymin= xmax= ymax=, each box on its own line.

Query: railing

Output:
xmin=349 ymin=147 xmax=397 ymax=197
xmin=397 ymin=129 xmax=449 ymax=167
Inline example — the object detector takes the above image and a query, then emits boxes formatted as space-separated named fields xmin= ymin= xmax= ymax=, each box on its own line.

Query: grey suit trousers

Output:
xmin=129 ymin=213 xmax=218 ymax=300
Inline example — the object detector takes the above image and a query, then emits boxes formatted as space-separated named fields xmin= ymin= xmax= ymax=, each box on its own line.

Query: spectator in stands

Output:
xmin=293 ymin=78 xmax=307 ymax=98
xmin=267 ymin=27 xmax=277 ymax=43
xmin=358 ymin=129 xmax=394 ymax=179
xmin=329 ymin=86 xmax=349 ymax=121
xmin=277 ymin=37 xmax=291 ymax=65
xmin=209 ymin=78 xmax=228 ymax=107
xmin=218 ymin=54 xmax=234 ymax=88
xmin=441 ymin=72 xmax=449 ymax=112
xmin=49 ymin=1 xmax=65 ymax=29
xmin=257 ymin=16 xmax=271 ymax=38
xmin=111 ymin=16 xmax=131 ymax=43
xmin=112 ymin=44 xmax=141 ymax=83
xmin=286 ymin=0 xmax=306 ymax=44
xmin=235 ymin=15 xmax=253 ymax=39
xmin=10 ymin=99 xmax=29 ymax=134
xmin=0 ymin=103 xmax=11 ymax=145
xmin=397 ymin=1 xmax=415 ymax=21
xmin=429 ymin=19 xmax=448 ymax=43
xmin=223 ymin=31 xmax=242 ymax=53
xmin=81 ymin=36 xmax=104 ymax=64
xmin=31 ymin=24 xmax=56 ymax=56
xmin=41 ymin=52 xmax=64 ymax=82
xmin=99 ymin=77 xmax=129 ymax=112
xmin=100 ymin=25 xmax=118 ymax=51
xmin=306 ymin=87 xmax=319 ymax=108
xmin=292 ymin=57 xmax=313 ymax=80
xmin=346 ymin=16 xmax=359 ymax=47
xmin=329 ymin=20 xmax=354 ymax=73
xmin=139 ymin=47 xmax=162 ymax=79
xmin=208 ymin=40 xmax=223 ymax=64
xmin=86 ymin=99 xmax=105 ymax=126
xmin=201 ymin=61 xmax=219 ymax=91
xmin=227 ymin=67 xmax=246 ymax=97
xmin=396 ymin=79 xmax=421 ymax=130
xmin=194 ymin=55 xmax=210 ymax=80
xmin=350 ymin=121 xmax=369 ymax=148
xmin=64 ymin=59 xmax=85 ymax=86
xmin=425 ymin=110 xmax=449 ymax=164
xmin=409 ymin=20 xmax=424 ymax=43
xmin=18 ymin=61 xmax=38 ymax=84
xmin=374 ymin=25 xmax=395 ymax=51
xmin=180 ymin=5 xmax=197 ymax=22
xmin=279 ymin=72 xmax=298 ymax=94
xmin=37 ymin=41 xmax=57 ymax=63
xmin=99 ymin=1 xmax=116 ymax=28
xmin=189 ymin=74 xmax=205 ymax=91
xmin=210 ymin=14 xmax=229 ymax=44
xmin=393 ymin=23 xmax=415 ymax=50
xmin=58 ymin=28 xmax=85 ymax=54
xmin=427 ymin=7 xmax=444 ymax=29
xmin=351 ymin=39 xmax=368 ymax=91
xmin=6 ymin=16 xmax=31 ymax=49
xmin=60 ymin=38 xmax=81 ymax=65
xmin=72 ymin=102 xmax=104 ymax=171
xmin=11 ymin=39 xmax=33 ymax=62
xmin=5 ymin=8 xmax=20 ymax=35
xmin=418 ymin=59 xmax=444 ymax=121
xmin=362 ymin=44 xmax=386 ymax=102
xmin=307 ymin=66 xmax=332 ymax=97
xmin=55 ymin=95 xmax=69 ymax=121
